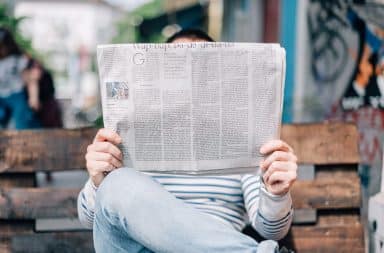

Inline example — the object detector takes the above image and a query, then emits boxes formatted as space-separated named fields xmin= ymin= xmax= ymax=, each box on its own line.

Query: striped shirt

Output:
xmin=78 ymin=172 xmax=293 ymax=240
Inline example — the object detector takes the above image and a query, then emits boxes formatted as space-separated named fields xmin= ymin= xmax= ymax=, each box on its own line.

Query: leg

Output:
xmin=93 ymin=211 xmax=153 ymax=253
xmin=6 ymin=91 xmax=40 ymax=129
xmin=0 ymin=97 xmax=10 ymax=128
xmin=94 ymin=167 xmax=278 ymax=253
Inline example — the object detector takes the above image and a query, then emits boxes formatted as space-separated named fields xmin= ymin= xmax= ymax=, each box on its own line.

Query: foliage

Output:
xmin=133 ymin=0 xmax=164 ymax=18
xmin=112 ymin=0 xmax=165 ymax=44
xmin=0 ymin=3 xmax=36 ymax=57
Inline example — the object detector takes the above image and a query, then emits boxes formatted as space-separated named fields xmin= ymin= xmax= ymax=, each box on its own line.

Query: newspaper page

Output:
xmin=97 ymin=42 xmax=286 ymax=175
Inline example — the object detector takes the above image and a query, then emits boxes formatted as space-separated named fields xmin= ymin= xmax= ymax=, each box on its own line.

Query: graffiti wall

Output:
xmin=297 ymin=0 xmax=384 ymax=197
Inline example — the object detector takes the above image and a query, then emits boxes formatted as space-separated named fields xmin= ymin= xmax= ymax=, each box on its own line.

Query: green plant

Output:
xmin=0 ymin=3 xmax=36 ymax=57
xmin=112 ymin=0 xmax=166 ymax=44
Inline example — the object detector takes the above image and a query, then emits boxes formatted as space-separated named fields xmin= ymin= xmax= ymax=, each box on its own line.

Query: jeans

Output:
xmin=93 ymin=167 xmax=279 ymax=253
xmin=0 ymin=91 xmax=40 ymax=129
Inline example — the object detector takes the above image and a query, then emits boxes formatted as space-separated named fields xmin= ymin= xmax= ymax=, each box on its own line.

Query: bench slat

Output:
xmin=0 ymin=188 xmax=79 ymax=219
xmin=292 ymin=238 xmax=364 ymax=253
xmin=291 ymin=170 xmax=361 ymax=209
xmin=0 ymin=173 xmax=35 ymax=188
xmin=0 ymin=128 xmax=96 ymax=173
xmin=0 ymin=122 xmax=359 ymax=173
xmin=291 ymin=213 xmax=364 ymax=252
xmin=0 ymin=220 xmax=34 ymax=237
xmin=0 ymin=171 xmax=360 ymax=219
xmin=281 ymin=123 xmax=360 ymax=164
xmin=11 ymin=232 xmax=93 ymax=253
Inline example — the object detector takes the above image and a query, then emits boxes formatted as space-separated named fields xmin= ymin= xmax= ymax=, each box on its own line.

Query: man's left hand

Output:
xmin=259 ymin=140 xmax=298 ymax=196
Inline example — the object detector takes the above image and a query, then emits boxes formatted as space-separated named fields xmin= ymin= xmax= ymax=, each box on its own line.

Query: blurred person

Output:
xmin=366 ymin=53 xmax=384 ymax=108
xmin=342 ymin=47 xmax=376 ymax=110
xmin=78 ymin=29 xmax=296 ymax=253
xmin=24 ymin=58 xmax=63 ymax=128
xmin=375 ymin=55 xmax=384 ymax=95
xmin=0 ymin=27 xmax=40 ymax=129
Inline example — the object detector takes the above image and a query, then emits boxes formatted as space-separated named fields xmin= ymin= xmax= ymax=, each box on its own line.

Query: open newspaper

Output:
xmin=97 ymin=42 xmax=286 ymax=175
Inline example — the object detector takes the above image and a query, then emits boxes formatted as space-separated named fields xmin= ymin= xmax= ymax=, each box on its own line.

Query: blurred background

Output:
xmin=0 ymin=0 xmax=383 ymax=250
xmin=0 ymin=0 xmax=280 ymax=129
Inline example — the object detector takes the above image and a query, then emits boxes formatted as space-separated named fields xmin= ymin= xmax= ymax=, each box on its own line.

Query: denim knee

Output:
xmin=95 ymin=168 xmax=149 ymax=217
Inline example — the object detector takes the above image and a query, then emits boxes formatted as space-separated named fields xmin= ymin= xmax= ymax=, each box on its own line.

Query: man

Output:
xmin=78 ymin=29 xmax=297 ymax=253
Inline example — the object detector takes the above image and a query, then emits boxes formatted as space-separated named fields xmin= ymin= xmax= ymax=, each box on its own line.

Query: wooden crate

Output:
xmin=0 ymin=123 xmax=364 ymax=252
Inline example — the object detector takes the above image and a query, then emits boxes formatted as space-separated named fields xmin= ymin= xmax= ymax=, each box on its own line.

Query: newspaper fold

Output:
xmin=97 ymin=42 xmax=286 ymax=175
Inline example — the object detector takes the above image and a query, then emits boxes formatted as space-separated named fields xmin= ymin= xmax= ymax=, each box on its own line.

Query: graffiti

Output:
xmin=308 ymin=0 xmax=384 ymax=90
xmin=307 ymin=0 xmax=351 ymax=83
xmin=340 ymin=108 xmax=384 ymax=164
xmin=302 ymin=1 xmax=384 ymax=212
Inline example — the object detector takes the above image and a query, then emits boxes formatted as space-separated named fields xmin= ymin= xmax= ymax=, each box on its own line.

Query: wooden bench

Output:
xmin=0 ymin=123 xmax=364 ymax=252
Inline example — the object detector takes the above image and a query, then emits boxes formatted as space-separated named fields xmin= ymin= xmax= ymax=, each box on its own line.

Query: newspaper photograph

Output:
xmin=97 ymin=42 xmax=286 ymax=175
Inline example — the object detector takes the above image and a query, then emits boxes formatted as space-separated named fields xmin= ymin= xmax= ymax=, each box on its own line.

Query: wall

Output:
xmin=292 ymin=1 xmax=384 ymax=231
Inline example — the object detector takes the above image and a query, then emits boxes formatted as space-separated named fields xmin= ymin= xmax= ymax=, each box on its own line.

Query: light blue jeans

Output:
xmin=93 ymin=168 xmax=279 ymax=253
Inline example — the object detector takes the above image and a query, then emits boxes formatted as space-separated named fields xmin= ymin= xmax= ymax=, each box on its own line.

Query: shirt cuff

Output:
xmin=83 ymin=179 xmax=98 ymax=207
xmin=258 ymin=182 xmax=292 ymax=220
xmin=89 ymin=179 xmax=98 ymax=191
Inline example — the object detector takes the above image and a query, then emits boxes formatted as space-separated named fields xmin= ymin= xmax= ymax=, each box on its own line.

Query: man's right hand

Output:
xmin=85 ymin=128 xmax=123 ymax=187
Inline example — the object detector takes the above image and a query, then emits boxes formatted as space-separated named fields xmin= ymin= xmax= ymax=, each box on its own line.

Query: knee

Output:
xmin=95 ymin=167 xmax=148 ymax=215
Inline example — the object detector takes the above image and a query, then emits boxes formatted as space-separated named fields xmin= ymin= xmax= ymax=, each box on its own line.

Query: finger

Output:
xmin=94 ymin=128 xmax=122 ymax=145
xmin=87 ymin=142 xmax=123 ymax=161
xmin=263 ymin=161 xmax=297 ymax=183
xmin=260 ymin=140 xmax=293 ymax=155
xmin=265 ymin=176 xmax=291 ymax=196
xmin=267 ymin=170 xmax=296 ymax=186
xmin=86 ymin=151 xmax=123 ymax=168
xmin=261 ymin=151 xmax=297 ymax=171
xmin=86 ymin=160 xmax=116 ymax=176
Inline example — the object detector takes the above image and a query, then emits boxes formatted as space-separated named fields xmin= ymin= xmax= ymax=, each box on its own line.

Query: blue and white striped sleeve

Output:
xmin=77 ymin=179 xmax=97 ymax=229
xmin=241 ymin=174 xmax=293 ymax=240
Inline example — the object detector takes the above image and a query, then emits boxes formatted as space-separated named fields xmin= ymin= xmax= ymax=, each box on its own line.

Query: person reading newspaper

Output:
xmin=78 ymin=29 xmax=297 ymax=253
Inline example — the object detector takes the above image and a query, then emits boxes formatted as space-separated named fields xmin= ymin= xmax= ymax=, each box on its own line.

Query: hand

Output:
xmin=28 ymin=66 xmax=42 ymax=82
xmin=259 ymin=140 xmax=297 ymax=196
xmin=85 ymin=128 xmax=123 ymax=187
xmin=28 ymin=96 xmax=40 ymax=111
xmin=22 ymin=66 xmax=42 ymax=83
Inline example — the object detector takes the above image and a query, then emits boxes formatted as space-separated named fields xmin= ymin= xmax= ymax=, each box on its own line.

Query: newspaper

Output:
xmin=97 ymin=42 xmax=286 ymax=175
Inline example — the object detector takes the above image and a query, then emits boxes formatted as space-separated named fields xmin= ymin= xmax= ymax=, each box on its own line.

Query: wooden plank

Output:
xmin=291 ymin=170 xmax=361 ymax=209
xmin=0 ymin=188 xmax=79 ymax=219
xmin=0 ymin=128 xmax=97 ymax=173
xmin=11 ymin=232 xmax=94 ymax=253
xmin=289 ymin=214 xmax=364 ymax=253
xmin=0 ymin=220 xmax=34 ymax=253
xmin=291 ymin=222 xmax=363 ymax=238
xmin=0 ymin=220 xmax=34 ymax=237
xmin=0 ymin=122 xmax=359 ymax=172
xmin=316 ymin=211 xmax=361 ymax=225
xmin=281 ymin=123 xmax=360 ymax=164
xmin=0 ymin=173 xmax=35 ymax=188
xmin=291 ymin=238 xmax=364 ymax=253
xmin=0 ymin=171 xmax=361 ymax=218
